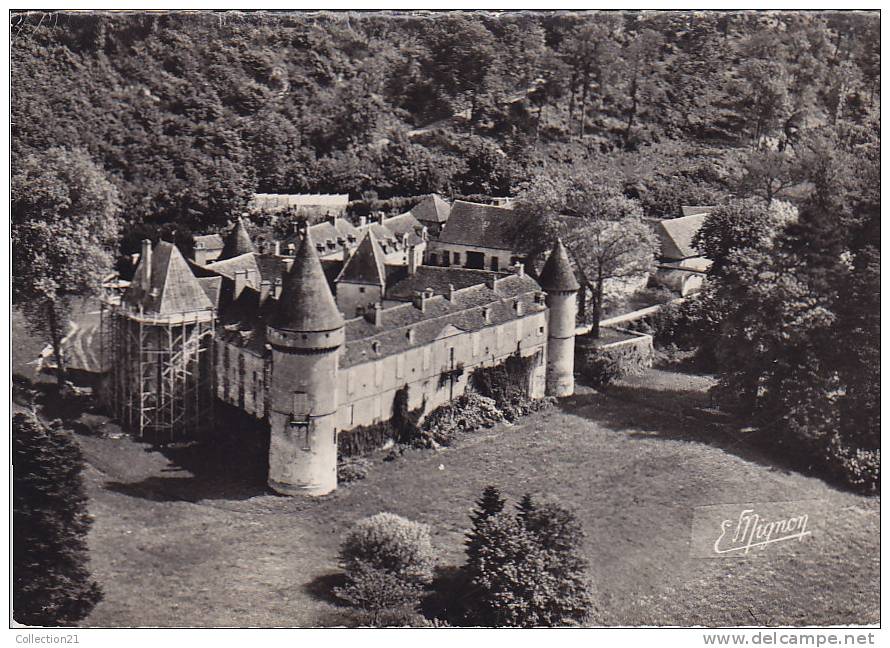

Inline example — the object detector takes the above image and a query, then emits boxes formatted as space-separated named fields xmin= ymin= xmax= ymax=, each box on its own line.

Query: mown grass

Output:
xmin=72 ymin=369 xmax=878 ymax=627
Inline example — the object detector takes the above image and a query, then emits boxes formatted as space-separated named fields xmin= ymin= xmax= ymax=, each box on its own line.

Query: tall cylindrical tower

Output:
xmin=538 ymin=239 xmax=580 ymax=397
xmin=266 ymin=231 xmax=345 ymax=496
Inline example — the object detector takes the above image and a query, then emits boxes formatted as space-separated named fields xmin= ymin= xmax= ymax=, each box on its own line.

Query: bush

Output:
xmin=340 ymin=513 xmax=436 ymax=587
xmin=13 ymin=413 xmax=103 ymax=626
xmin=338 ymin=457 xmax=372 ymax=483
xmin=414 ymin=393 xmax=503 ymax=448
xmin=334 ymin=560 xmax=423 ymax=626
xmin=575 ymin=336 xmax=653 ymax=387
xmin=825 ymin=434 xmax=880 ymax=493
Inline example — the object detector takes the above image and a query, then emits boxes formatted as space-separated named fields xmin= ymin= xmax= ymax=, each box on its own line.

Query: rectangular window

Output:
xmin=490 ymin=256 xmax=500 ymax=271
xmin=359 ymin=286 xmax=366 ymax=293
xmin=293 ymin=391 xmax=309 ymax=416
xmin=443 ymin=251 xmax=451 ymax=266
xmin=453 ymin=252 xmax=461 ymax=266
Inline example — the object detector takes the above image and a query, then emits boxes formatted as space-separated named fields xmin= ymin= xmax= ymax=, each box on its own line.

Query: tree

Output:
xmin=517 ymin=172 xmax=657 ymax=337
xmin=737 ymin=150 xmax=806 ymax=205
xmin=618 ymin=29 xmax=664 ymax=149
xmin=13 ymin=413 xmax=103 ymax=625
xmin=561 ymin=19 xmax=620 ymax=139
xmin=463 ymin=489 xmax=593 ymax=627
xmin=12 ymin=147 xmax=121 ymax=390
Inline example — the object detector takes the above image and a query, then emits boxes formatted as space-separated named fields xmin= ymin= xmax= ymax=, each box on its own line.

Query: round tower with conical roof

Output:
xmin=266 ymin=230 xmax=344 ymax=496
xmin=538 ymin=239 xmax=580 ymax=397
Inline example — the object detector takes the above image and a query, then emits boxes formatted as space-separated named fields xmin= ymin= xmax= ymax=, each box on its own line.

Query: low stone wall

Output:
xmin=575 ymin=328 xmax=654 ymax=386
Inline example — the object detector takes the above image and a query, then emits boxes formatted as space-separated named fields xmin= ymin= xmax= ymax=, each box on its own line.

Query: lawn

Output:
xmin=70 ymin=366 xmax=879 ymax=627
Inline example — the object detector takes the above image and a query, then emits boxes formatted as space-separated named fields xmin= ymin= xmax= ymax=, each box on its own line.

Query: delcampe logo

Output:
xmin=690 ymin=501 xmax=821 ymax=558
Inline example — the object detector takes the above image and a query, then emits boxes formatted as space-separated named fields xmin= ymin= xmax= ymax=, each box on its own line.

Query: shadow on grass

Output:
xmin=104 ymin=403 xmax=272 ymax=502
xmin=559 ymin=381 xmax=795 ymax=478
xmin=561 ymin=378 xmax=866 ymax=494
xmin=303 ymin=571 xmax=348 ymax=606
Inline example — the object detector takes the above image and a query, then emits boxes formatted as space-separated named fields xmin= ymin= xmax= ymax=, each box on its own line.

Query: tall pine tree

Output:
xmin=13 ymin=413 xmax=102 ymax=625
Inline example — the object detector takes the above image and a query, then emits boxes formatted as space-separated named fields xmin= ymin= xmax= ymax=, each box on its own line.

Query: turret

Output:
xmin=266 ymin=230 xmax=344 ymax=496
xmin=539 ymin=239 xmax=580 ymax=397
xmin=219 ymin=216 xmax=255 ymax=260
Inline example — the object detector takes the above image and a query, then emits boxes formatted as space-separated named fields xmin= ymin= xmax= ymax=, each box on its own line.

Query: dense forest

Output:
xmin=11 ymin=10 xmax=880 ymax=253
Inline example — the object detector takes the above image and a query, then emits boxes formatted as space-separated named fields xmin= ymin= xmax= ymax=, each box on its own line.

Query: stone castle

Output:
xmin=102 ymin=208 xmax=580 ymax=496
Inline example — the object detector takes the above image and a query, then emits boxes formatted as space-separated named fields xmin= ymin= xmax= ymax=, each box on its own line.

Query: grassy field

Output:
xmin=68 ymin=367 xmax=878 ymax=627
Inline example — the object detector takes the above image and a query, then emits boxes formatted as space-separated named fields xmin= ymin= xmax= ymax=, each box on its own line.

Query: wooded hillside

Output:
xmin=11 ymin=10 xmax=880 ymax=251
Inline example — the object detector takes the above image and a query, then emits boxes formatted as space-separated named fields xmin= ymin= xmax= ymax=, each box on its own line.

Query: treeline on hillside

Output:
xmin=11 ymin=10 xmax=880 ymax=253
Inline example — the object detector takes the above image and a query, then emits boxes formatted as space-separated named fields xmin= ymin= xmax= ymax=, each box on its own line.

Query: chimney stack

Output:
xmin=513 ymin=260 xmax=525 ymax=277
xmin=447 ymin=283 xmax=455 ymax=302
xmin=274 ymin=240 xmax=281 ymax=256
xmin=377 ymin=211 xmax=386 ymax=226
xmin=327 ymin=211 xmax=337 ymax=226
xmin=260 ymin=279 xmax=272 ymax=302
xmin=407 ymin=245 xmax=418 ymax=275
xmin=360 ymin=215 xmax=367 ymax=227
xmin=141 ymin=239 xmax=152 ymax=291
xmin=363 ymin=302 xmax=383 ymax=327
xmin=273 ymin=278 xmax=283 ymax=299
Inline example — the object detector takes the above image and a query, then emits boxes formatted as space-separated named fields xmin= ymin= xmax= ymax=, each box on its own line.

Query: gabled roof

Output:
xmin=336 ymin=231 xmax=387 ymax=286
xmin=202 ymin=252 xmax=261 ymax=284
xmin=436 ymin=200 xmax=517 ymax=251
xmin=382 ymin=212 xmax=426 ymax=246
xmin=657 ymin=212 xmax=708 ymax=260
xmin=538 ymin=239 xmax=580 ymax=292
xmin=270 ymin=232 xmax=344 ymax=332
xmin=193 ymin=233 xmax=224 ymax=251
xmin=219 ymin=218 xmax=256 ymax=260
xmin=410 ymin=194 xmax=452 ymax=224
xmin=384 ymin=266 xmax=503 ymax=302
xmin=124 ymin=241 xmax=213 ymax=315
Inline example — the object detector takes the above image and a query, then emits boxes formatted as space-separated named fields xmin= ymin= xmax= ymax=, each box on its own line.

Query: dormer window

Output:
xmin=406 ymin=328 xmax=415 ymax=343
xmin=372 ymin=341 xmax=381 ymax=355
xmin=482 ymin=307 xmax=491 ymax=324
xmin=513 ymin=299 xmax=524 ymax=316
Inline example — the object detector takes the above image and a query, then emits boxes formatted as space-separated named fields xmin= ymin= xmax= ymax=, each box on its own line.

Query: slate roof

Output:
xmin=193 ymin=233 xmax=224 ymax=251
xmin=538 ymin=239 xmax=580 ymax=292
xmin=410 ymin=194 xmax=452 ymax=224
xmin=270 ymin=232 xmax=344 ymax=333
xmin=381 ymin=211 xmax=426 ymax=246
xmin=202 ymin=253 xmax=261 ymax=286
xmin=124 ymin=241 xmax=213 ymax=315
xmin=657 ymin=213 xmax=709 ymax=260
xmin=219 ymin=218 xmax=256 ymax=260
xmin=337 ymin=231 xmax=387 ymax=286
xmin=436 ymin=200 xmax=518 ymax=251
xmin=340 ymin=273 xmax=545 ymax=368
xmin=309 ymin=218 xmax=359 ymax=249
xmin=384 ymin=266 xmax=503 ymax=302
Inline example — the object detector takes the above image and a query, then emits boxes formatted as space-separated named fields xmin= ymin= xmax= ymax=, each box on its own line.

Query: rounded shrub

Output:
xmin=340 ymin=512 xmax=436 ymax=586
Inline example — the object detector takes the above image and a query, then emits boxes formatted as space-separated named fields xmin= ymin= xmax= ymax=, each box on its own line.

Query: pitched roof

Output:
xmin=219 ymin=218 xmax=256 ymax=260
xmin=124 ymin=241 xmax=213 ymax=315
xmin=538 ymin=239 xmax=580 ymax=292
xmin=339 ymin=273 xmax=545 ymax=368
xmin=382 ymin=212 xmax=426 ymax=246
xmin=436 ymin=200 xmax=517 ymax=251
xmin=202 ymin=253 xmax=261 ymax=286
xmin=193 ymin=233 xmax=224 ymax=251
xmin=410 ymin=194 xmax=452 ymax=224
xmin=336 ymin=231 xmax=387 ymax=286
xmin=270 ymin=232 xmax=344 ymax=332
xmin=657 ymin=212 xmax=708 ymax=259
xmin=384 ymin=266 xmax=503 ymax=301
